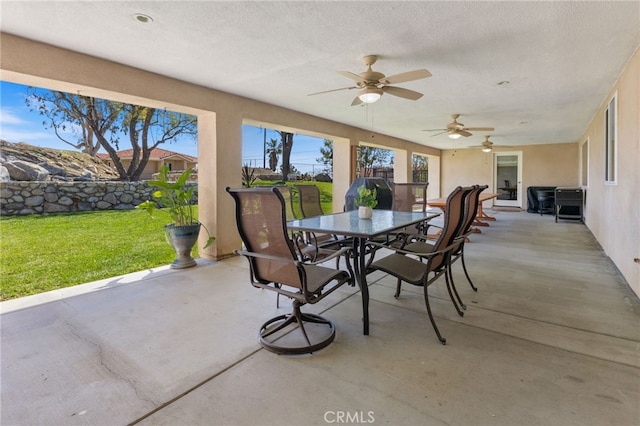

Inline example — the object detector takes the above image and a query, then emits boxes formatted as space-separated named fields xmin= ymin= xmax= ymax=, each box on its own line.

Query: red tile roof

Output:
xmin=97 ymin=148 xmax=197 ymax=162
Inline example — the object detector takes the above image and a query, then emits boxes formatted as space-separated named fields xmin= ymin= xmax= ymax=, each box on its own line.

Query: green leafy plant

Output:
xmin=241 ymin=164 xmax=257 ymax=187
xmin=354 ymin=185 xmax=378 ymax=208
xmin=138 ymin=165 xmax=215 ymax=248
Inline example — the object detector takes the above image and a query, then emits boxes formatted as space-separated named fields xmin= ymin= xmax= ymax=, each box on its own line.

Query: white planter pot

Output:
xmin=358 ymin=206 xmax=373 ymax=219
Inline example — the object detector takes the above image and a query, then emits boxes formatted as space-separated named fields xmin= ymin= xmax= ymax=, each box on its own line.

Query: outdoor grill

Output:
xmin=344 ymin=177 xmax=393 ymax=211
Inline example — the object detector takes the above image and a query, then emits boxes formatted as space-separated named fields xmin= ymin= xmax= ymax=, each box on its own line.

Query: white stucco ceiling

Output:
xmin=1 ymin=1 xmax=639 ymax=150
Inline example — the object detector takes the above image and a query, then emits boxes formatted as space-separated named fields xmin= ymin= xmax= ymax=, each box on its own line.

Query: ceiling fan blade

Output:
xmin=307 ymin=86 xmax=358 ymax=96
xmin=429 ymin=130 xmax=448 ymax=137
xmin=351 ymin=96 xmax=363 ymax=106
xmin=382 ymin=86 xmax=423 ymax=100
xmin=382 ymin=69 xmax=431 ymax=84
xmin=338 ymin=70 xmax=366 ymax=84
xmin=422 ymin=128 xmax=447 ymax=132
xmin=459 ymin=130 xmax=472 ymax=137
xmin=465 ymin=127 xmax=495 ymax=132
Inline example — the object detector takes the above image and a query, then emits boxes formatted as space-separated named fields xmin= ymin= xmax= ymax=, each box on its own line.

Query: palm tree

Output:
xmin=265 ymin=138 xmax=282 ymax=171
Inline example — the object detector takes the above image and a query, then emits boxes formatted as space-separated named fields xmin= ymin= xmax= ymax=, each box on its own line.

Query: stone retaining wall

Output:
xmin=0 ymin=181 xmax=198 ymax=216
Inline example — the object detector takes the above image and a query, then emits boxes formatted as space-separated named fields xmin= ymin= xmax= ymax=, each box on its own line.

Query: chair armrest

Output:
xmin=233 ymin=249 xmax=302 ymax=266
xmin=306 ymin=246 xmax=352 ymax=266
xmin=234 ymin=246 xmax=351 ymax=267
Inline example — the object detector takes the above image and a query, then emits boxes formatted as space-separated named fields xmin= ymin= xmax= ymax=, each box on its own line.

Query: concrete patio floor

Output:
xmin=1 ymin=210 xmax=639 ymax=426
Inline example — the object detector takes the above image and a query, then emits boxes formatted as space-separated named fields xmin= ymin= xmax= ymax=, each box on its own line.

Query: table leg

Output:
xmin=475 ymin=202 xmax=496 ymax=224
xmin=352 ymin=237 xmax=369 ymax=335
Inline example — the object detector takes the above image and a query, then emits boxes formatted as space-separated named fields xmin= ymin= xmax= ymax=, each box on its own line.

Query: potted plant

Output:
xmin=354 ymin=185 xmax=378 ymax=219
xmin=138 ymin=164 xmax=214 ymax=269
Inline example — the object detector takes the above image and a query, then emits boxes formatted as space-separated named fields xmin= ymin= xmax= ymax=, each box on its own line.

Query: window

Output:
xmin=604 ymin=94 xmax=617 ymax=184
xmin=580 ymin=138 xmax=589 ymax=187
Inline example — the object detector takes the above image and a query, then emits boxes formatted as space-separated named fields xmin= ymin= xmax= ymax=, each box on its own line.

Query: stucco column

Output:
xmin=426 ymin=154 xmax=440 ymax=199
xmin=198 ymin=111 xmax=243 ymax=260
xmin=393 ymin=148 xmax=411 ymax=183
xmin=332 ymin=136 xmax=352 ymax=213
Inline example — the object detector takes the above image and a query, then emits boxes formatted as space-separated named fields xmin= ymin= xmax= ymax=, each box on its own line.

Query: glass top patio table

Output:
xmin=287 ymin=209 xmax=441 ymax=238
xmin=287 ymin=209 xmax=441 ymax=335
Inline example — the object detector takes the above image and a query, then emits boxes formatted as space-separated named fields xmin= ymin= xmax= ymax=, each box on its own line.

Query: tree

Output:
xmin=277 ymin=131 xmax=295 ymax=181
xmin=412 ymin=154 xmax=429 ymax=182
xmin=27 ymin=88 xmax=196 ymax=181
xmin=412 ymin=154 xmax=428 ymax=170
xmin=316 ymin=139 xmax=334 ymax=176
xmin=265 ymin=138 xmax=282 ymax=171
xmin=359 ymin=146 xmax=391 ymax=177
xmin=26 ymin=89 xmax=117 ymax=156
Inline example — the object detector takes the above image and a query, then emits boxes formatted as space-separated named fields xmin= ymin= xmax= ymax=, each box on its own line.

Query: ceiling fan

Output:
xmin=473 ymin=135 xmax=495 ymax=152
xmin=424 ymin=114 xmax=494 ymax=139
xmin=308 ymin=55 xmax=431 ymax=106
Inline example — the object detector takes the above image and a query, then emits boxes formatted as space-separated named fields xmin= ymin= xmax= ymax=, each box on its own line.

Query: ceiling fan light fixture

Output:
xmin=448 ymin=132 xmax=462 ymax=139
xmin=482 ymin=147 xmax=492 ymax=153
xmin=133 ymin=13 xmax=153 ymax=23
xmin=358 ymin=88 xmax=383 ymax=104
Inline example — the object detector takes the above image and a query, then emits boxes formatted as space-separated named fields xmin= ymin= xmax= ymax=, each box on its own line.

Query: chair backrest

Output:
xmin=460 ymin=185 xmax=488 ymax=236
xmin=295 ymin=184 xmax=324 ymax=218
xmin=226 ymin=187 xmax=302 ymax=289
xmin=273 ymin=185 xmax=297 ymax=221
xmin=392 ymin=183 xmax=429 ymax=212
xmin=428 ymin=186 xmax=474 ymax=271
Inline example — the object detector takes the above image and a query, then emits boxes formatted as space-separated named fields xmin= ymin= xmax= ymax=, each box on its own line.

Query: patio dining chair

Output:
xmin=227 ymin=186 xmax=353 ymax=355
xmin=367 ymin=186 xmax=470 ymax=344
xmin=402 ymin=185 xmax=487 ymax=306
xmin=294 ymin=184 xmax=350 ymax=265
xmin=392 ymin=182 xmax=428 ymax=213
xmin=366 ymin=182 xmax=431 ymax=249
xmin=273 ymin=185 xmax=297 ymax=221
xmin=295 ymin=184 xmax=325 ymax=218
xmin=392 ymin=182 xmax=430 ymax=237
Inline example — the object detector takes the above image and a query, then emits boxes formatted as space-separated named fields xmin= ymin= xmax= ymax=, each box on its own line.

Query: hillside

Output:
xmin=0 ymin=140 xmax=120 ymax=180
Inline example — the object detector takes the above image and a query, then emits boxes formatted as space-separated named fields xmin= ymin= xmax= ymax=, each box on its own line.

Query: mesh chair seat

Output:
xmin=403 ymin=240 xmax=434 ymax=254
xmin=369 ymin=253 xmax=429 ymax=284
xmin=302 ymin=263 xmax=349 ymax=295
xmin=294 ymin=184 xmax=352 ymax=265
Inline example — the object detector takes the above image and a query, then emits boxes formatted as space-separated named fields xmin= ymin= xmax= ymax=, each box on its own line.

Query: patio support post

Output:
xmin=332 ymin=137 xmax=352 ymax=213
xmin=393 ymin=148 xmax=411 ymax=183
xmin=198 ymin=111 xmax=243 ymax=260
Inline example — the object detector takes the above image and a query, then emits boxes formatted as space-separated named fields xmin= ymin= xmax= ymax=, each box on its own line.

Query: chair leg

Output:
xmin=394 ymin=278 xmax=402 ymax=298
xmin=423 ymin=285 xmax=446 ymax=345
xmin=259 ymin=300 xmax=336 ymax=355
xmin=460 ymin=249 xmax=478 ymax=292
xmin=291 ymin=302 xmax=312 ymax=347
xmin=445 ymin=267 xmax=465 ymax=317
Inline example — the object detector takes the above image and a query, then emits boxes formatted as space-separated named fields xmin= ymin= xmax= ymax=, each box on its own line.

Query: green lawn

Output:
xmin=0 ymin=209 xmax=177 ymax=300
xmin=0 ymin=181 xmax=334 ymax=300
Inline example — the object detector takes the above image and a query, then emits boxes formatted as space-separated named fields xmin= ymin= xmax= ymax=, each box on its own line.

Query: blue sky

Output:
xmin=0 ymin=81 xmax=328 ymax=174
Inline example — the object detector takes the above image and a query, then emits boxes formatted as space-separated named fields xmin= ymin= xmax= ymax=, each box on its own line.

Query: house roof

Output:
xmin=97 ymin=148 xmax=197 ymax=163
xmin=2 ymin=2 xmax=639 ymax=150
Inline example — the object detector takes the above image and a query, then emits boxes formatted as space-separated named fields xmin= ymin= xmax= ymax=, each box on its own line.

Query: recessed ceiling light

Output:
xmin=497 ymin=80 xmax=510 ymax=86
xmin=133 ymin=13 xmax=153 ymax=24
xmin=519 ymin=121 xmax=529 ymax=125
